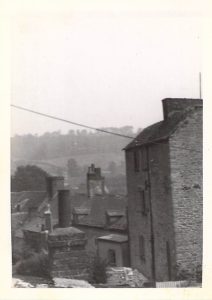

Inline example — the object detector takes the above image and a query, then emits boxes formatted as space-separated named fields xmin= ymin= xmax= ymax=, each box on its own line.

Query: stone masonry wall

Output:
xmin=169 ymin=108 xmax=203 ymax=276
xmin=126 ymin=143 xmax=176 ymax=281
xmin=48 ymin=227 xmax=90 ymax=280
xmin=148 ymin=143 xmax=176 ymax=281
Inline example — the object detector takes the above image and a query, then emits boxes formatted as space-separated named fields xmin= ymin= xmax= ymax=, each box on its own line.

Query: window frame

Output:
xmin=133 ymin=150 xmax=140 ymax=172
xmin=139 ymin=235 xmax=145 ymax=261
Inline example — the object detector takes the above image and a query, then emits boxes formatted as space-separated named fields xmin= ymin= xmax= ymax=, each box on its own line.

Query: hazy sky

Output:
xmin=11 ymin=12 xmax=202 ymax=136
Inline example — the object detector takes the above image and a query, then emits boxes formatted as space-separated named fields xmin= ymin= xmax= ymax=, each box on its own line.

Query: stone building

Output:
xmin=11 ymin=165 xmax=129 ymax=268
xmin=124 ymin=98 xmax=203 ymax=282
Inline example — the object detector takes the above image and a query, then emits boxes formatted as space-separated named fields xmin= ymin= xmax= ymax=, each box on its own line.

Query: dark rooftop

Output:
xmin=124 ymin=101 xmax=202 ymax=150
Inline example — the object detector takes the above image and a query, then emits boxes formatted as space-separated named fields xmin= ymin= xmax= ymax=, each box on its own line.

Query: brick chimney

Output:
xmin=58 ymin=189 xmax=71 ymax=228
xmin=162 ymin=98 xmax=203 ymax=120
xmin=87 ymin=164 xmax=105 ymax=198
xmin=46 ymin=176 xmax=64 ymax=201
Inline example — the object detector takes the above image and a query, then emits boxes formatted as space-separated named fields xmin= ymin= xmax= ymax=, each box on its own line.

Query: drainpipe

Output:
xmin=125 ymin=205 xmax=131 ymax=267
xmin=146 ymin=146 xmax=156 ymax=286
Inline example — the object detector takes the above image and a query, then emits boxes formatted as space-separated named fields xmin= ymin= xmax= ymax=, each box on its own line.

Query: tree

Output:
xmin=11 ymin=165 xmax=49 ymax=192
xmin=67 ymin=158 xmax=81 ymax=177
xmin=107 ymin=161 xmax=118 ymax=176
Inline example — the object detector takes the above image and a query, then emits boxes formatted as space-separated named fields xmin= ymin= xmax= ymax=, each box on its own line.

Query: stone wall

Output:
xmin=48 ymin=227 xmax=91 ymax=280
xmin=126 ymin=142 xmax=176 ymax=281
xmin=169 ymin=108 xmax=203 ymax=275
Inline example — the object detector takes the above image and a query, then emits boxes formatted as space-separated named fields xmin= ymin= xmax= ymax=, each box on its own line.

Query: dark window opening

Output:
xmin=139 ymin=190 xmax=148 ymax=215
xmin=139 ymin=235 xmax=145 ymax=261
xmin=108 ymin=249 xmax=116 ymax=266
xmin=141 ymin=148 xmax=148 ymax=171
xmin=133 ymin=150 xmax=140 ymax=172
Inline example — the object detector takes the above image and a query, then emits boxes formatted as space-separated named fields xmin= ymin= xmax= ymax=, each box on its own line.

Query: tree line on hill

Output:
xmin=11 ymin=126 xmax=140 ymax=161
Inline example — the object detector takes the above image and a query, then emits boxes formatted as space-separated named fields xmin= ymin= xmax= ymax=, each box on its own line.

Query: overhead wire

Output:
xmin=11 ymin=104 xmax=202 ymax=153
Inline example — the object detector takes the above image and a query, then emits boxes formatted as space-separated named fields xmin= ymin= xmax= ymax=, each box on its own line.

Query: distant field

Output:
xmin=45 ymin=152 xmax=125 ymax=168
xmin=11 ymin=151 xmax=125 ymax=175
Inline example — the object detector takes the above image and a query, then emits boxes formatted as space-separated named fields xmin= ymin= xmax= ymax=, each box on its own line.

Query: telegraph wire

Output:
xmin=11 ymin=104 xmax=202 ymax=153
xmin=11 ymin=104 xmax=134 ymax=139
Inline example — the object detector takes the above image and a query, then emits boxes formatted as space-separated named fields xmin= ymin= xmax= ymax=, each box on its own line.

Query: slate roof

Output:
xmin=75 ymin=194 xmax=127 ymax=230
xmin=97 ymin=234 xmax=128 ymax=243
xmin=124 ymin=107 xmax=202 ymax=150
xmin=107 ymin=216 xmax=127 ymax=231
xmin=72 ymin=208 xmax=90 ymax=215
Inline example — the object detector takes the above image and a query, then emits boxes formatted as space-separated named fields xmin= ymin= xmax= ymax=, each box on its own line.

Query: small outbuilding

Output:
xmin=96 ymin=234 xmax=129 ymax=267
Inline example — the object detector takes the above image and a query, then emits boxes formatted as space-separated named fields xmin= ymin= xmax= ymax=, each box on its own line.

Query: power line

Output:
xmin=11 ymin=104 xmax=202 ymax=153
xmin=11 ymin=104 xmax=134 ymax=139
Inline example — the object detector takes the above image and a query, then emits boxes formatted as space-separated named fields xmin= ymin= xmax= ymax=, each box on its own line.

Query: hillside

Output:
xmin=11 ymin=127 xmax=140 ymax=194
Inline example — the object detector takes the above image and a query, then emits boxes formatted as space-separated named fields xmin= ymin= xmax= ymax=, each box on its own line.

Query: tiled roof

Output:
xmin=124 ymin=107 xmax=202 ymax=150
xmin=72 ymin=208 xmax=90 ymax=215
xmin=76 ymin=194 xmax=127 ymax=227
xmin=97 ymin=234 xmax=128 ymax=243
xmin=106 ymin=210 xmax=125 ymax=217
xmin=107 ymin=216 xmax=127 ymax=231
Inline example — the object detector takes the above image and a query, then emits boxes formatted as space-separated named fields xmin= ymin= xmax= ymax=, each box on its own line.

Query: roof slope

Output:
xmin=124 ymin=108 xmax=200 ymax=150
xmin=76 ymin=194 xmax=127 ymax=228
xmin=11 ymin=191 xmax=47 ymax=212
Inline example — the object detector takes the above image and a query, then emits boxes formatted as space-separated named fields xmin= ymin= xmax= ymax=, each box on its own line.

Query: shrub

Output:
xmin=89 ymin=256 xmax=108 ymax=284
xmin=16 ymin=252 xmax=50 ymax=278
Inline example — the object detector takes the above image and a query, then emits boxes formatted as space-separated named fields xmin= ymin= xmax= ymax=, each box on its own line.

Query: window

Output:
xmin=139 ymin=190 xmax=148 ymax=215
xmin=133 ymin=150 xmax=140 ymax=172
xmin=108 ymin=249 xmax=116 ymax=266
xmin=141 ymin=147 xmax=148 ymax=171
xmin=139 ymin=235 xmax=145 ymax=260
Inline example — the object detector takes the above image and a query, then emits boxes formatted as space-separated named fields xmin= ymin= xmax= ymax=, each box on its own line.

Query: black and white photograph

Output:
xmin=0 ymin=0 xmax=211 ymax=298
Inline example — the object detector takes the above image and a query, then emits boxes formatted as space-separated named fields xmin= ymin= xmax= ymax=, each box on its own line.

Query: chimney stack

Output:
xmin=162 ymin=98 xmax=203 ymax=120
xmin=87 ymin=164 xmax=105 ymax=198
xmin=44 ymin=204 xmax=52 ymax=233
xmin=58 ymin=189 xmax=71 ymax=228
xmin=46 ymin=176 xmax=64 ymax=201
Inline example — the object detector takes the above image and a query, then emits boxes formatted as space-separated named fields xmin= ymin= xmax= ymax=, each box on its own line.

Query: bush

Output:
xmin=16 ymin=252 xmax=50 ymax=278
xmin=89 ymin=256 xmax=108 ymax=284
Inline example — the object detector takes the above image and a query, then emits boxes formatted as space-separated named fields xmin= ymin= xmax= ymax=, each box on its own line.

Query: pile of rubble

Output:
xmin=12 ymin=278 xmax=35 ymax=288
xmin=106 ymin=267 xmax=148 ymax=287
xmin=53 ymin=277 xmax=95 ymax=288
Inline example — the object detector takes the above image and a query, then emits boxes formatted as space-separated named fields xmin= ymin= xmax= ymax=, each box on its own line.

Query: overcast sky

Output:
xmin=11 ymin=12 xmax=202 ymax=136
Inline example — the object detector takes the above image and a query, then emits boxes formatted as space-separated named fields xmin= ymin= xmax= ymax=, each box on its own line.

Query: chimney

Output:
xmin=58 ymin=189 xmax=71 ymax=228
xmin=87 ymin=164 xmax=105 ymax=198
xmin=46 ymin=176 xmax=64 ymax=201
xmin=162 ymin=98 xmax=203 ymax=120
xmin=44 ymin=204 xmax=52 ymax=232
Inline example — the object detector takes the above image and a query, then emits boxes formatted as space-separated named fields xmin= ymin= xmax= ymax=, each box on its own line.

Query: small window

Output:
xmin=108 ymin=249 xmax=116 ymax=266
xmin=139 ymin=190 xmax=148 ymax=215
xmin=139 ymin=235 xmax=145 ymax=261
xmin=133 ymin=150 xmax=140 ymax=172
xmin=141 ymin=147 xmax=148 ymax=171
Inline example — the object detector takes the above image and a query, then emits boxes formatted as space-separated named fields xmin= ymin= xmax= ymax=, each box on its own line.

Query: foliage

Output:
xmin=11 ymin=127 xmax=137 ymax=161
xmin=67 ymin=158 xmax=82 ymax=177
xmin=11 ymin=165 xmax=49 ymax=192
xmin=89 ymin=256 xmax=108 ymax=284
xmin=16 ymin=251 xmax=50 ymax=278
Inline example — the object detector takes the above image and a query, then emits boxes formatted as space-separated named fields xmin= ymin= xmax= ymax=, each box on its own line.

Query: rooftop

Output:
xmin=97 ymin=234 xmax=128 ymax=243
xmin=125 ymin=99 xmax=202 ymax=150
